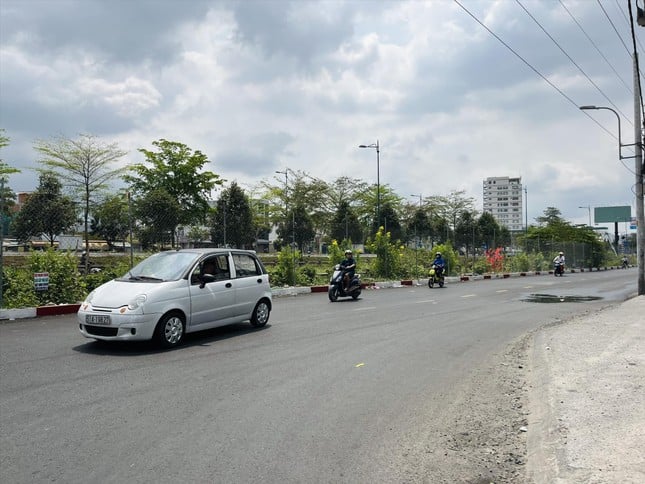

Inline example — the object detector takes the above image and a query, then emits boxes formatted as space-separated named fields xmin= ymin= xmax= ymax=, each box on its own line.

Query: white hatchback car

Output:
xmin=77 ymin=248 xmax=272 ymax=348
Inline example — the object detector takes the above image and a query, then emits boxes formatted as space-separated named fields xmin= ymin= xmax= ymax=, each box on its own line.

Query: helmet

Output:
xmin=435 ymin=252 xmax=441 ymax=257
xmin=559 ymin=251 xmax=564 ymax=255
xmin=345 ymin=249 xmax=352 ymax=255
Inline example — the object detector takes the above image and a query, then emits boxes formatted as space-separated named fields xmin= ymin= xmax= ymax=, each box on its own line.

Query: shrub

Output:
xmin=1 ymin=266 xmax=41 ymax=309
xmin=1 ymin=250 xmax=86 ymax=308
xmin=365 ymin=227 xmax=402 ymax=279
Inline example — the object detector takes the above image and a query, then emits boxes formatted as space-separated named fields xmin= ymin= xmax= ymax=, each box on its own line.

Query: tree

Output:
xmin=34 ymin=134 xmax=127 ymax=266
xmin=210 ymin=182 xmax=256 ymax=249
xmin=356 ymin=184 xmax=404 ymax=239
xmin=374 ymin=201 xmax=403 ymax=241
xmin=91 ymin=194 xmax=130 ymax=250
xmin=12 ymin=173 xmax=77 ymax=245
xmin=536 ymin=207 xmax=566 ymax=226
xmin=478 ymin=212 xmax=509 ymax=249
xmin=134 ymin=189 xmax=181 ymax=250
xmin=263 ymin=170 xmax=332 ymax=247
xmin=405 ymin=205 xmax=432 ymax=246
xmin=454 ymin=210 xmax=479 ymax=256
xmin=278 ymin=204 xmax=315 ymax=252
xmin=125 ymin=139 xmax=223 ymax=246
xmin=427 ymin=189 xmax=476 ymax=238
xmin=329 ymin=200 xmax=362 ymax=243
xmin=1 ymin=129 xmax=20 ymax=219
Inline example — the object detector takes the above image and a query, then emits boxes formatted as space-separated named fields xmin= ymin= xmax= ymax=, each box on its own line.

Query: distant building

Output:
xmin=482 ymin=176 xmax=524 ymax=231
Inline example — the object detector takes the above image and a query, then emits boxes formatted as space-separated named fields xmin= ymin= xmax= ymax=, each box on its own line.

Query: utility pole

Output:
xmin=633 ymin=52 xmax=644 ymax=295
xmin=0 ymin=178 xmax=4 ymax=308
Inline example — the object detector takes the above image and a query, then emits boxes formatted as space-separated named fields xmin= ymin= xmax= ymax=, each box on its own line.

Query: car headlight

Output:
xmin=127 ymin=294 xmax=147 ymax=311
xmin=84 ymin=290 xmax=96 ymax=305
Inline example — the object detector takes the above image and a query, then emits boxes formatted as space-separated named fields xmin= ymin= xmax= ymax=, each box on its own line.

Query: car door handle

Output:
xmin=226 ymin=282 xmax=232 ymax=288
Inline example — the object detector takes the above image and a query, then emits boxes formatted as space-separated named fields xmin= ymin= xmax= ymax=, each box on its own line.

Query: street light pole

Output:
xmin=579 ymin=106 xmax=631 ymax=160
xmin=411 ymin=194 xmax=422 ymax=282
xmin=276 ymin=169 xmax=295 ymax=286
xmin=579 ymin=102 xmax=644 ymax=294
xmin=578 ymin=205 xmax=592 ymax=226
xmin=359 ymin=140 xmax=380 ymax=229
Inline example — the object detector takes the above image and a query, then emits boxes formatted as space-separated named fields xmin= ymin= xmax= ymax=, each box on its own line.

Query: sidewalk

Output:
xmin=526 ymin=295 xmax=645 ymax=483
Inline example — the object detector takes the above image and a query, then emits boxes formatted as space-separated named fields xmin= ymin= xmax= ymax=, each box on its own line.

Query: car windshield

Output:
xmin=118 ymin=251 xmax=201 ymax=282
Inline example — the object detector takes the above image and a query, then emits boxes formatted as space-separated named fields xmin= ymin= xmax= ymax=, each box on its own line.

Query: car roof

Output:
xmin=170 ymin=248 xmax=258 ymax=255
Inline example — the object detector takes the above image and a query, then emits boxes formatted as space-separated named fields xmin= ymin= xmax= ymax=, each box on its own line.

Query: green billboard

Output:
xmin=594 ymin=206 xmax=631 ymax=223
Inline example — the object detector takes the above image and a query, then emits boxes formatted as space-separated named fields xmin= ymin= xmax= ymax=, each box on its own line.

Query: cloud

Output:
xmin=0 ymin=0 xmax=641 ymax=231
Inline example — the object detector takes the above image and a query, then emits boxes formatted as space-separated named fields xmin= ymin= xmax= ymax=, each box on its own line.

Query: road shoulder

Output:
xmin=526 ymin=296 xmax=645 ymax=483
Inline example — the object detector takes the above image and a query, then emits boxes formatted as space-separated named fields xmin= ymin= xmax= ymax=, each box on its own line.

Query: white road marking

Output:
xmin=496 ymin=289 xmax=508 ymax=293
xmin=461 ymin=294 xmax=477 ymax=298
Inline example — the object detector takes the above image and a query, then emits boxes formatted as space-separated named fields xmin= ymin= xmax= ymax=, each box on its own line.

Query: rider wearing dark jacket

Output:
xmin=340 ymin=249 xmax=356 ymax=289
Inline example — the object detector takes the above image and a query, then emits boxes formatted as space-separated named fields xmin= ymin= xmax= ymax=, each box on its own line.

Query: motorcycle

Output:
xmin=621 ymin=258 xmax=629 ymax=269
xmin=428 ymin=264 xmax=445 ymax=288
xmin=554 ymin=262 xmax=564 ymax=276
xmin=328 ymin=264 xmax=362 ymax=302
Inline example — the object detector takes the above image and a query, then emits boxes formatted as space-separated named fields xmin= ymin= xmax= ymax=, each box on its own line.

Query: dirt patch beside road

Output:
xmin=381 ymin=335 xmax=532 ymax=483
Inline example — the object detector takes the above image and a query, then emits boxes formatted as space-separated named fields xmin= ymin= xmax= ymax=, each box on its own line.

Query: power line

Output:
xmin=597 ymin=0 xmax=633 ymax=55
xmin=453 ymin=1 xmax=579 ymax=108
xmin=559 ymin=0 xmax=633 ymax=95
xmin=453 ymin=0 xmax=637 ymax=161
xmin=516 ymin=0 xmax=631 ymax=124
xmin=628 ymin=0 xmax=645 ymax=124
xmin=615 ymin=0 xmax=645 ymax=55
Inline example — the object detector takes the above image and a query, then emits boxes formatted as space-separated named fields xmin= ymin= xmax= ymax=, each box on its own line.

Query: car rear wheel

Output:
xmin=154 ymin=312 xmax=185 ymax=348
xmin=250 ymin=299 xmax=271 ymax=327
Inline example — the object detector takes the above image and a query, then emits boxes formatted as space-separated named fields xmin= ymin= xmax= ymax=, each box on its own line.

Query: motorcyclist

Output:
xmin=553 ymin=251 xmax=565 ymax=273
xmin=432 ymin=252 xmax=446 ymax=278
xmin=340 ymin=249 xmax=356 ymax=290
xmin=622 ymin=255 xmax=629 ymax=268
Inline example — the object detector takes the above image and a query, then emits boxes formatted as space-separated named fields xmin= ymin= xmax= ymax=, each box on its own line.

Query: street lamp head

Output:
xmin=579 ymin=105 xmax=598 ymax=110
xmin=359 ymin=143 xmax=378 ymax=149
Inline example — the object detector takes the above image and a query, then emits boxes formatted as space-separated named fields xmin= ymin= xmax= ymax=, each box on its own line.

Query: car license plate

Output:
xmin=86 ymin=314 xmax=111 ymax=325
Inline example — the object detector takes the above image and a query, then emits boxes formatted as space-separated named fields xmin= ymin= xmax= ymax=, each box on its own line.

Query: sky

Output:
xmin=1 ymin=0 xmax=643 ymax=233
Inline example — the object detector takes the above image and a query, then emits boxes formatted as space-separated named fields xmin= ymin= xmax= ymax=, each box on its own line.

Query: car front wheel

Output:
xmin=250 ymin=300 xmax=271 ymax=327
xmin=154 ymin=312 xmax=185 ymax=348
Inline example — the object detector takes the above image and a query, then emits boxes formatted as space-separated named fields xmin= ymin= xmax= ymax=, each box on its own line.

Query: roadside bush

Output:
xmin=1 ymin=266 xmax=41 ymax=309
xmin=28 ymin=250 xmax=87 ymax=305
xmin=506 ymin=253 xmax=530 ymax=273
xmin=1 ymin=250 xmax=86 ymax=308
xmin=365 ymin=227 xmax=403 ymax=279
xmin=269 ymin=247 xmax=302 ymax=286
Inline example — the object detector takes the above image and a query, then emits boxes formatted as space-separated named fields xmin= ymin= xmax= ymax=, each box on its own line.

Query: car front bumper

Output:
xmin=77 ymin=310 xmax=159 ymax=342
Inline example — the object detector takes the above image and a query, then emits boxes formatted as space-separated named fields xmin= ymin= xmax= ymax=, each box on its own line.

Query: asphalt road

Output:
xmin=0 ymin=269 xmax=637 ymax=483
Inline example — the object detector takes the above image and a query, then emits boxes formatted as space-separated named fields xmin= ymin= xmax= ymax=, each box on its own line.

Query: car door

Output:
xmin=230 ymin=252 xmax=268 ymax=317
xmin=188 ymin=255 xmax=236 ymax=328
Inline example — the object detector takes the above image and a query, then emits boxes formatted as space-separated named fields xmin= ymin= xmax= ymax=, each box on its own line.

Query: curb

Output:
xmin=0 ymin=266 xmax=627 ymax=321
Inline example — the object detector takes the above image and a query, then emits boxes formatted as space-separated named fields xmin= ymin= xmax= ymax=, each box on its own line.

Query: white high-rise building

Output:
xmin=482 ymin=176 xmax=524 ymax=231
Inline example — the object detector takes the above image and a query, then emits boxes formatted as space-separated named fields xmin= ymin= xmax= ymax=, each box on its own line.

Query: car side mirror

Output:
xmin=199 ymin=273 xmax=216 ymax=289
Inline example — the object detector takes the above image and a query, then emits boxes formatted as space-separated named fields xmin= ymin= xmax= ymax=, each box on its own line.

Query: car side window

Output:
xmin=232 ymin=254 xmax=261 ymax=278
xmin=214 ymin=255 xmax=231 ymax=280
xmin=191 ymin=255 xmax=231 ymax=284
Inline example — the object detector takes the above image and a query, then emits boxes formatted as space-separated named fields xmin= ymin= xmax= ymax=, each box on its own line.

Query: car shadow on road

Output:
xmin=72 ymin=323 xmax=272 ymax=356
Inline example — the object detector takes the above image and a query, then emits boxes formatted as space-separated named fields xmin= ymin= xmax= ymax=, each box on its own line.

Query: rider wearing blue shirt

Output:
xmin=432 ymin=252 xmax=446 ymax=276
